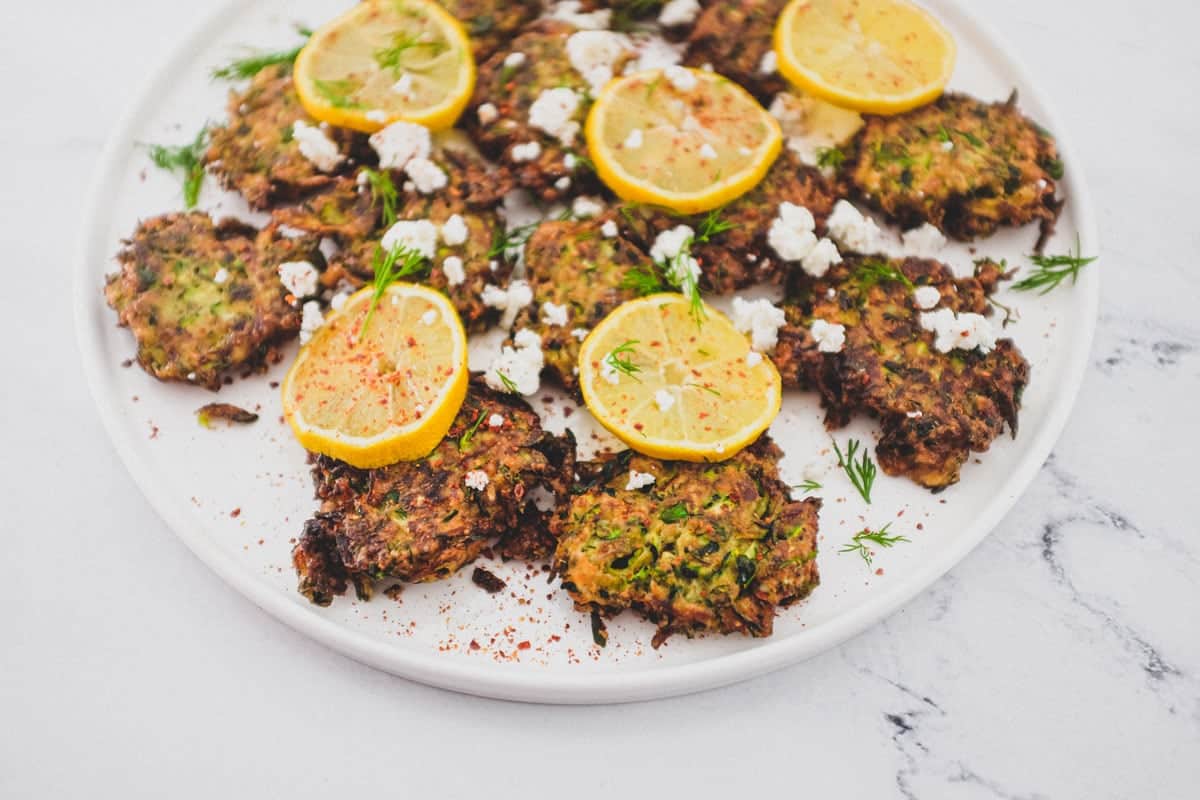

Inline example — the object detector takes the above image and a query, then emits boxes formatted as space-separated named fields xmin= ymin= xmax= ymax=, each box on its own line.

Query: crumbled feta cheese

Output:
xmin=623 ymin=128 xmax=644 ymax=150
xmin=941 ymin=139 xmax=954 ymax=151
xmin=566 ymin=30 xmax=628 ymax=94
xmin=901 ymin=223 xmax=947 ymax=257
xmin=767 ymin=202 xmax=818 ymax=262
xmin=549 ymin=1 xmax=612 ymax=31
xmin=504 ymin=52 xmax=526 ymax=69
xmin=913 ymin=285 xmax=941 ymax=310
xmin=477 ymin=103 xmax=499 ymax=125
xmin=654 ymin=389 xmax=676 ymax=413
xmin=187 ymin=372 xmax=197 ymax=382
xmin=563 ymin=153 xmax=579 ymax=170
xmin=758 ymin=50 xmax=778 ymax=75
xmin=626 ymin=34 xmax=684 ymax=74
xmin=542 ymin=301 xmax=569 ymax=327
xmin=555 ymin=176 xmax=572 ymax=191
xmin=488 ymin=414 xmax=506 ymax=428
xmin=746 ymin=351 xmax=764 ymax=367
xmin=664 ymin=65 xmax=697 ymax=92
xmin=292 ymin=121 xmax=344 ymax=172
xmin=404 ymin=157 xmax=448 ymax=194
xmin=442 ymin=256 xmax=466 ymax=286
xmin=530 ymin=87 xmax=582 ymax=146
xmin=511 ymin=141 xmax=542 ymax=162
xmin=625 ymin=470 xmax=657 ymax=491
xmin=801 ymin=238 xmax=842 ymax=278
xmin=365 ymin=109 xmax=388 ymax=124
xmin=381 ymin=220 xmax=439 ymax=259
xmin=464 ymin=470 xmax=490 ymax=491
xmin=810 ymin=319 xmax=846 ymax=353
xmin=481 ymin=279 xmax=534 ymax=328
xmin=571 ymin=327 xmax=590 ymax=341
xmin=906 ymin=410 xmax=924 ymax=419
xmin=299 ymin=301 xmax=325 ymax=344
xmin=658 ymin=0 xmax=700 ymax=26
xmin=826 ymin=200 xmax=882 ymax=254
xmin=698 ymin=142 xmax=718 ymax=160
xmin=731 ymin=297 xmax=787 ymax=352
xmin=919 ymin=309 xmax=997 ymax=353
xmin=369 ymin=120 xmax=431 ymax=170
xmin=600 ymin=220 xmax=618 ymax=238
xmin=651 ymin=225 xmax=702 ymax=288
xmin=420 ymin=308 xmax=439 ymax=326
xmin=484 ymin=327 xmax=544 ymax=395
xmin=441 ymin=214 xmax=469 ymax=247
xmin=572 ymin=196 xmax=604 ymax=219
xmin=278 ymin=261 xmax=320 ymax=298
xmin=392 ymin=72 xmax=415 ymax=101
xmin=331 ymin=291 xmax=351 ymax=311
xmin=213 ymin=268 xmax=229 ymax=285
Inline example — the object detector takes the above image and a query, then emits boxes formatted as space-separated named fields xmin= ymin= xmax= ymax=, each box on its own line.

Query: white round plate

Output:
xmin=75 ymin=0 xmax=1098 ymax=703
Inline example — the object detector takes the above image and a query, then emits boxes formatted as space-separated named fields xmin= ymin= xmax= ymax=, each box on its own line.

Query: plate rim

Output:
xmin=73 ymin=0 xmax=1100 ymax=704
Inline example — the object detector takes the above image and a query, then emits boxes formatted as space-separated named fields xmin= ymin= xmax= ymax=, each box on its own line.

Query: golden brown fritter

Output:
xmin=772 ymin=256 xmax=1030 ymax=490
xmin=441 ymin=0 xmax=543 ymax=60
xmin=553 ymin=438 xmax=820 ymax=647
xmin=512 ymin=217 xmax=647 ymax=394
xmin=104 ymin=212 xmax=323 ymax=391
xmin=467 ymin=20 xmax=601 ymax=202
xmin=205 ymin=64 xmax=362 ymax=209
xmin=293 ymin=380 xmax=577 ymax=605
xmin=622 ymin=150 xmax=838 ymax=292
xmin=846 ymin=93 xmax=1062 ymax=242
xmin=271 ymin=174 xmax=379 ymax=240
xmin=683 ymin=0 xmax=788 ymax=103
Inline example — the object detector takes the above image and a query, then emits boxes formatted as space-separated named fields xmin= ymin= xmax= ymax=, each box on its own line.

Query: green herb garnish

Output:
xmin=604 ymin=340 xmax=643 ymax=383
xmin=374 ymin=31 xmax=448 ymax=76
xmin=794 ymin=480 xmax=823 ymax=493
xmin=695 ymin=206 xmax=734 ymax=243
xmin=659 ymin=502 xmax=690 ymax=523
xmin=660 ymin=240 xmax=706 ymax=327
xmin=458 ymin=410 xmax=487 ymax=451
xmin=488 ymin=222 xmax=539 ymax=262
xmin=361 ymin=244 xmax=429 ymax=335
xmin=619 ymin=265 xmax=669 ymax=296
xmin=833 ymin=437 xmax=878 ymax=504
xmin=313 ymin=78 xmax=363 ymax=109
xmin=496 ymin=371 xmax=520 ymax=394
xmin=211 ymin=26 xmax=313 ymax=80
xmin=839 ymin=523 xmax=910 ymax=567
xmin=360 ymin=167 xmax=399 ymax=228
xmin=1011 ymin=236 xmax=1096 ymax=295
xmin=816 ymin=146 xmax=846 ymax=170
xmin=855 ymin=260 xmax=914 ymax=291
xmin=147 ymin=126 xmax=209 ymax=209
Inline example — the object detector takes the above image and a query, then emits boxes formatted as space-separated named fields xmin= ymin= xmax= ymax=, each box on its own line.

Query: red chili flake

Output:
xmin=517 ymin=641 xmax=531 ymax=651
xmin=633 ymin=422 xmax=644 ymax=431
xmin=469 ymin=639 xmax=481 ymax=651
xmin=230 ymin=508 xmax=241 ymax=518
xmin=875 ymin=568 xmax=885 ymax=576
xmin=563 ymin=407 xmax=575 ymax=418
xmin=120 ymin=359 xmax=134 ymax=368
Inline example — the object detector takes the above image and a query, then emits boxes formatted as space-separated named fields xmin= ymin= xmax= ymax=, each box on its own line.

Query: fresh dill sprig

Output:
xmin=458 ymin=410 xmax=487 ymax=451
xmin=686 ymin=383 xmax=721 ymax=397
xmin=695 ymin=206 xmax=734 ymax=243
xmin=313 ymin=78 xmax=362 ymax=109
xmin=361 ymin=244 xmax=429 ymax=335
xmin=360 ymin=168 xmax=399 ymax=228
xmin=839 ymin=523 xmax=910 ymax=568
xmin=987 ymin=295 xmax=1020 ymax=327
xmin=211 ymin=26 xmax=313 ymax=81
xmin=146 ymin=126 xmax=209 ymax=209
xmin=832 ymin=437 xmax=878 ymax=504
xmin=619 ymin=264 xmax=669 ymax=296
xmin=855 ymin=260 xmax=914 ymax=291
xmin=659 ymin=239 xmax=706 ymax=327
xmin=1011 ymin=236 xmax=1096 ymax=295
xmin=496 ymin=371 xmax=520 ymax=394
xmin=488 ymin=222 xmax=539 ymax=261
xmin=374 ymin=32 xmax=447 ymax=76
xmin=816 ymin=146 xmax=846 ymax=170
xmin=794 ymin=479 xmax=823 ymax=493
xmin=605 ymin=340 xmax=643 ymax=383
xmin=611 ymin=0 xmax=660 ymax=31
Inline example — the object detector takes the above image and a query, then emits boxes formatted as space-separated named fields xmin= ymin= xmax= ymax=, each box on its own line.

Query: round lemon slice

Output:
xmin=774 ymin=0 xmax=956 ymax=115
xmin=281 ymin=284 xmax=469 ymax=468
xmin=578 ymin=295 xmax=782 ymax=462
xmin=294 ymin=0 xmax=475 ymax=133
xmin=585 ymin=68 xmax=782 ymax=215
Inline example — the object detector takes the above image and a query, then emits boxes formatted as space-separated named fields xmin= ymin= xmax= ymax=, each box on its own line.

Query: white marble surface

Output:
xmin=2 ymin=0 xmax=1198 ymax=796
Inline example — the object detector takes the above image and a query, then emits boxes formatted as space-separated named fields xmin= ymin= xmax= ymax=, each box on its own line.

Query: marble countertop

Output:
xmin=2 ymin=0 xmax=1197 ymax=797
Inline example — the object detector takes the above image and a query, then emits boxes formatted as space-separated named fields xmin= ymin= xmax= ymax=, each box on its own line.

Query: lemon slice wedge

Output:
xmin=578 ymin=295 xmax=782 ymax=462
xmin=585 ymin=68 xmax=782 ymax=215
xmin=294 ymin=0 xmax=475 ymax=133
xmin=281 ymin=283 xmax=469 ymax=468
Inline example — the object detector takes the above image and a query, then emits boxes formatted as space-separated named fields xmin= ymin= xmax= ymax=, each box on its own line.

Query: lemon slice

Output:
xmin=585 ymin=68 xmax=782 ymax=215
xmin=281 ymin=284 xmax=469 ymax=468
xmin=774 ymin=0 xmax=956 ymax=115
xmin=294 ymin=0 xmax=475 ymax=133
xmin=578 ymin=295 xmax=782 ymax=462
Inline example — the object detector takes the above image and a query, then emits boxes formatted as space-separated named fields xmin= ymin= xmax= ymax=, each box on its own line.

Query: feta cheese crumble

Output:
xmin=484 ymin=328 xmax=544 ymax=395
xmin=758 ymin=50 xmax=778 ymax=75
xmin=826 ymin=200 xmax=882 ymax=254
xmin=566 ymin=30 xmax=628 ymax=94
xmin=658 ymin=0 xmax=701 ymax=26
xmin=369 ymin=120 xmax=431 ymax=170
xmin=365 ymin=110 xmax=388 ymax=124
xmin=292 ymin=121 xmax=344 ymax=172
xmin=919 ymin=309 xmax=997 ymax=354
xmin=404 ymin=157 xmax=448 ymax=194
xmin=299 ymin=301 xmax=325 ymax=345
xmin=504 ymin=52 xmax=526 ymax=69
xmin=746 ymin=351 xmax=764 ymax=367
xmin=488 ymin=414 xmax=505 ymax=428
xmin=664 ymin=65 xmax=697 ymax=92
xmin=600 ymin=220 xmax=618 ymax=238
xmin=542 ymin=301 xmax=569 ymax=327
xmin=442 ymin=256 xmax=466 ymax=286
xmin=511 ymin=141 xmax=542 ymax=162
xmin=477 ymin=103 xmax=499 ymax=125
xmin=464 ymin=470 xmax=490 ymax=491
xmin=549 ymin=1 xmax=612 ymax=31
xmin=529 ymin=87 xmax=582 ymax=146
xmin=481 ymin=280 xmax=534 ymax=328
xmin=331 ymin=290 xmax=351 ymax=311
xmin=810 ymin=319 xmax=846 ymax=353
xmin=654 ymin=389 xmax=675 ymax=413
xmin=802 ymin=237 xmax=842 ymax=278
xmin=625 ymin=470 xmax=656 ymax=491
xmin=392 ymin=72 xmax=415 ymax=101
xmin=651 ymin=225 xmax=701 ymax=288
xmin=555 ymin=177 xmax=572 ymax=191
xmin=625 ymin=34 xmax=685 ymax=74
xmin=767 ymin=201 xmax=818 ymax=262
xmin=913 ymin=285 xmax=941 ymax=310
xmin=698 ymin=142 xmax=718 ymax=160
xmin=731 ymin=297 xmax=787 ymax=352
xmin=213 ymin=268 xmax=229 ymax=285
xmin=420 ymin=308 xmax=439 ymax=326
xmin=380 ymin=220 xmax=439 ymax=259
xmin=441 ymin=214 xmax=469 ymax=246
xmin=571 ymin=327 xmax=590 ymax=341
xmin=623 ymin=128 xmax=644 ymax=150
xmin=572 ymin=196 xmax=604 ymax=219
xmin=901 ymin=223 xmax=947 ymax=257
xmin=278 ymin=261 xmax=319 ymax=298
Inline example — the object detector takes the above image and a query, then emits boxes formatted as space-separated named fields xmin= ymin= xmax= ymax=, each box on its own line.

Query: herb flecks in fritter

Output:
xmin=271 ymin=174 xmax=380 ymax=240
xmin=293 ymin=380 xmax=576 ymax=605
xmin=846 ymin=92 xmax=1062 ymax=242
xmin=554 ymin=438 xmax=820 ymax=647
xmin=441 ymin=0 xmax=542 ymax=61
xmin=104 ymin=212 xmax=323 ymax=391
xmin=684 ymin=0 xmax=788 ymax=103
xmin=773 ymin=256 xmax=1030 ymax=490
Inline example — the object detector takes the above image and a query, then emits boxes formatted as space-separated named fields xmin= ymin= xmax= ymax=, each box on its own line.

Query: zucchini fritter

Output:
xmin=513 ymin=217 xmax=647 ymax=394
xmin=205 ymin=64 xmax=362 ymax=209
xmin=683 ymin=0 xmax=788 ymax=103
xmin=554 ymin=438 xmax=820 ymax=647
xmin=441 ymin=0 xmax=542 ymax=61
xmin=773 ymin=256 xmax=1030 ymax=489
xmin=271 ymin=175 xmax=379 ymax=241
xmin=846 ymin=93 xmax=1062 ymax=241
xmin=104 ymin=212 xmax=322 ymax=390
xmin=293 ymin=380 xmax=577 ymax=605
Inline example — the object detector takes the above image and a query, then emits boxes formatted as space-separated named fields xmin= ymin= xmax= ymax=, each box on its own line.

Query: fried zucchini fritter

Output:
xmin=293 ymin=380 xmax=577 ymax=605
xmin=622 ymin=150 xmax=838 ymax=292
xmin=468 ymin=21 xmax=600 ymax=202
xmin=773 ymin=256 xmax=1030 ymax=489
xmin=554 ymin=438 xmax=820 ymax=647
xmin=205 ymin=64 xmax=361 ymax=209
xmin=271 ymin=175 xmax=379 ymax=241
xmin=104 ymin=212 xmax=322 ymax=391
xmin=513 ymin=218 xmax=647 ymax=394
xmin=846 ymin=93 xmax=1062 ymax=241
xmin=683 ymin=0 xmax=788 ymax=103
xmin=441 ymin=0 xmax=542 ymax=61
